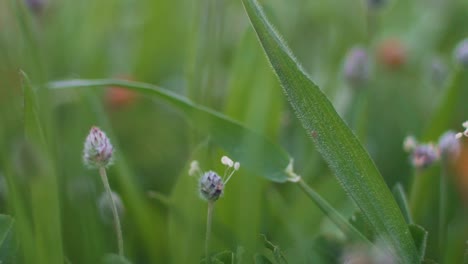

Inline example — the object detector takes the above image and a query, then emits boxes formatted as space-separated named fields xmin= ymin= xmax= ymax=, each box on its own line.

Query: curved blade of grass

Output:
xmin=48 ymin=79 xmax=290 ymax=182
xmin=21 ymin=71 xmax=64 ymax=264
xmin=240 ymin=0 xmax=419 ymax=262
xmin=392 ymin=183 xmax=413 ymax=224
xmin=297 ymin=179 xmax=370 ymax=244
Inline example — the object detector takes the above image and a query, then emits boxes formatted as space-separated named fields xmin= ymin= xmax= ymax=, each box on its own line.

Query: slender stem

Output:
xmin=99 ymin=167 xmax=124 ymax=257
xmin=205 ymin=200 xmax=215 ymax=264
xmin=439 ymin=165 xmax=447 ymax=260
xmin=297 ymin=179 xmax=370 ymax=244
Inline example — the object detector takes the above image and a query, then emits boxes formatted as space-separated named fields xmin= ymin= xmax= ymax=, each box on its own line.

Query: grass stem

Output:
xmin=205 ymin=200 xmax=215 ymax=264
xmin=99 ymin=166 xmax=124 ymax=257
xmin=439 ymin=165 xmax=447 ymax=260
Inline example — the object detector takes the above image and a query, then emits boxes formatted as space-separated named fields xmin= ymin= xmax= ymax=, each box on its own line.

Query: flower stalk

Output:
xmin=83 ymin=126 xmax=124 ymax=257
xmin=99 ymin=167 xmax=124 ymax=257
xmin=205 ymin=200 xmax=214 ymax=264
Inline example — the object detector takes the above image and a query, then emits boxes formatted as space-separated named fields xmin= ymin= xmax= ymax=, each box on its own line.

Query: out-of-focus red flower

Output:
xmin=105 ymin=75 xmax=138 ymax=109
xmin=377 ymin=39 xmax=407 ymax=69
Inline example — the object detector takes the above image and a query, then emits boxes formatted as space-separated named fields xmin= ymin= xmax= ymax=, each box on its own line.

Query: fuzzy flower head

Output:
xmin=455 ymin=121 xmax=468 ymax=139
xmin=438 ymin=131 xmax=461 ymax=160
xmin=454 ymin=38 xmax=468 ymax=68
xmin=190 ymin=156 xmax=240 ymax=202
xmin=410 ymin=144 xmax=440 ymax=169
xmin=83 ymin=126 xmax=114 ymax=168
xmin=404 ymin=136 xmax=440 ymax=169
xmin=343 ymin=46 xmax=370 ymax=88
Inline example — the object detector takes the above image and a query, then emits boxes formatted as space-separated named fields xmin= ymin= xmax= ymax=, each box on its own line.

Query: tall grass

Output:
xmin=0 ymin=0 xmax=468 ymax=263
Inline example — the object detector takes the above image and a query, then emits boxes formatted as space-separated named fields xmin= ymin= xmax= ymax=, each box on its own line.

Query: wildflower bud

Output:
xmin=403 ymin=136 xmax=417 ymax=152
xmin=438 ymin=131 xmax=461 ymax=160
xmin=343 ymin=46 xmax=370 ymax=88
xmin=221 ymin=156 xmax=234 ymax=167
xmin=25 ymin=0 xmax=46 ymax=15
xmin=367 ymin=0 xmax=388 ymax=10
xmin=454 ymin=38 xmax=468 ymax=68
xmin=199 ymin=171 xmax=224 ymax=201
xmin=98 ymin=191 xmax=124 ymax=224
xmin=83 ymin=127 xmax=114 ymax=168
xmin=410 ymin=144 xmax=439 ymax=169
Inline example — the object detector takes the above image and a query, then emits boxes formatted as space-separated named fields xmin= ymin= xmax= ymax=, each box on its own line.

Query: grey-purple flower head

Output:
xmin=438 ymin=131 xmax=461 ymax=160
xmin=454 ymin=38 xmax=468 ymax=68
xmin=403 ymin=136 xmax=440 ymax=169
xmin=199 ymin=171 xmax=224 ymax=201
xmin=190 ymin=156 xmax=240 ymax=202
xmin=343 ymin=46 xmax=370 ymax=88
xmin=83 ymin=126 xmax=114 ymax=168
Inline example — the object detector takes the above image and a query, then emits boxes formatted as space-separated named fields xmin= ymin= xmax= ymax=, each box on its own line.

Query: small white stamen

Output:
xmin=403 ymin=136 xmax=417 ymax=152
xmin=234 ymin=162 xmax=240 ymax=171
xmin=455 ymin=133 xmax=463 ymax=139
xmin=188 ymin=160 xmax=200 ymax=176
xmin=221 ymin=156 xmax=234 ymax=167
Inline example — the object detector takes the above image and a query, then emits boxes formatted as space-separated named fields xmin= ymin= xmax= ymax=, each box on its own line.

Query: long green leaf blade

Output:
xmin=0 ymin=215 xmax=15 ymax=262
xmin=240 ymin=0 xmax=419 ymax=262
xmin=48 ymin=79 xmax=290 ymax=182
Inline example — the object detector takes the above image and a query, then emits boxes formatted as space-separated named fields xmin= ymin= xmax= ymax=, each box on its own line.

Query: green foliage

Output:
xmin=1 ymin=0 xmax=467 ymax=263
xmin=240 ymin=0 xmax=420 ymax=262
xmin=0 ymin=215 xmax=15 ymax=262
xmin=49 ymin=79 xmax=291 ymax=183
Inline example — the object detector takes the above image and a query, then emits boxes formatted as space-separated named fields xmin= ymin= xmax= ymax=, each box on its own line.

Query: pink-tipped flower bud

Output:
xmin=454 ymin=38 xmax=468 ymax=68
xmin=438 ymin=131 xmax=461 ymax=160
xmin=343 ymin=46 xmax=370 ymax=88
xmin=83 ymin=127 xmax=114 ymax=168
xmin=410 ymin=144 xmax=439 ymax=169
xmin=199 ymin=171 xmax=224 ymax=201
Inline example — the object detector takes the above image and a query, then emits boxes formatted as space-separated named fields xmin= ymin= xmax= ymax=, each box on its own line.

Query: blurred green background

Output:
xmin=1 ymin=0 xmax=468 ymax=263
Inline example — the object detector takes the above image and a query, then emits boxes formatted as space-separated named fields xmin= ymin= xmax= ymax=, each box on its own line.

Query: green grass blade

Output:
xmin=240 ymin=0 xmax=419 ymax=262
xmin=48 ymin=79 xmax=290 ymax=182
xmin=21 ymin=71 xmax=64 ymax=264
xmin=0 ymin=215 xmax=15 ymax=261
xmin=297 ymin=180 xmax=370 ymax=244
xmin=392 ymin=183 xmax=413 ymax=224
xmin=409 ymin=224 xmax=428 ymax=261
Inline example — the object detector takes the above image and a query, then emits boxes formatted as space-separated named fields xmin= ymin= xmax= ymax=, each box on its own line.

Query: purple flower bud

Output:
xmin=25 ymin=0 xmax=46 ymax=15
xmin=199 ymin=171 xmax=224 ymax=201
xmin=83 ymin=127 xmax=114 ymax=168
xmin=454 ymin=38 xmax=468 ymax=67
xmin=410 ymin=144 xmax=439 ymax=169
xmin=343 ymin=47 xmax=370 ymax=88
xmin=367 ymin=0 xmax=388 ymax=9
xmin=438 ymin=131 xmax=461 ymax=160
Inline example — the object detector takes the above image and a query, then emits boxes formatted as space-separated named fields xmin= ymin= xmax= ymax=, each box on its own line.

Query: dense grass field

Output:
xmin=1 ymin=0 xmax=468 ymax=263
